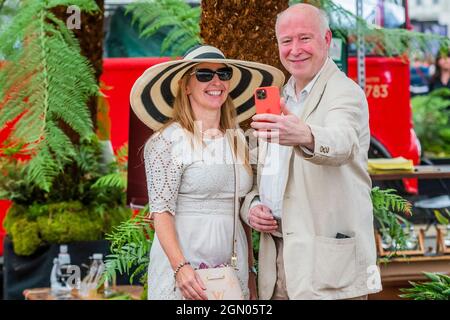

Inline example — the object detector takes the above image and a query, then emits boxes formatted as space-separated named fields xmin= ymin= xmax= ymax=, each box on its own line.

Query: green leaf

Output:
xmin=126 ymin=0 xmax=201 ymax=57
xmin=102 ymin=211 xmax=154 ymax=286
xmin=434 ymin=210 xmax=450 ymax=225
xmin=0 ymin=0 xmax=99 ymax=190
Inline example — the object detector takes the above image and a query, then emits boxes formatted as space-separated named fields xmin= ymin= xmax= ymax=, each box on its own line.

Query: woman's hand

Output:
xmin=248 ymin=272 xmax=258 ymax=300
xmin=175 ymin=264 xmax=208 ymax=300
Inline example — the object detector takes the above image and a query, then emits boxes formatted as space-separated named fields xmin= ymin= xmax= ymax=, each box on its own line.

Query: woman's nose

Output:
xmin=210 ymin=74 xmax=222 ymax=83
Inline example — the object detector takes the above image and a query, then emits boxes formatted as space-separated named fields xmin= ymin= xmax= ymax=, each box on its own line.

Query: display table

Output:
xmin=369 ymin=255 xmax=450 ymax=300
xmin=23 ymin=285 xmax=144 ymax=300
xmin=370 ymin=165 xmax=450 ymax=180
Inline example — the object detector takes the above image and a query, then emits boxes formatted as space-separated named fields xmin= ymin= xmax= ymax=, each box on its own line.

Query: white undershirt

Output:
xmin=256 ymin=58 xmax=329 ymax=219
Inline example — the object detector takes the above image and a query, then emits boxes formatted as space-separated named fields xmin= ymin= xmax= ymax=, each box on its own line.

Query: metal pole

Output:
xmin=356 ymin=0 xmax=366 ymax=90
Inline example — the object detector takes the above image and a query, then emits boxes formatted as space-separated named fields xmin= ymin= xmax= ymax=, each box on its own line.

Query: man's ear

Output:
xmin=325 ymin=29 xmax=332 ymax=47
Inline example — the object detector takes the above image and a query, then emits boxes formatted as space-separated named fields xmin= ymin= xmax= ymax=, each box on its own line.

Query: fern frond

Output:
xmin=0 ymin=1 xmax=42 ymax=56
xmin=161 ymin=28 xmax=191 ymax=53
xmin=371 ymin=187 xmax=412 ymax=216
xmin=91 ymin=172 xmax=127 ymax=190
xmin=400 ymin=272 xmax=450 ymax=300
xmin=371 ymin=187 xmax=413 ymax=254
xmin=102 ymin=211 xmax=154 ymax=285
xmin=73 ymin=137 xmax=102 ymax=173
xmin=0 ymin=1 xmax=99 ymax=190
xmin=23 ymin=144 xmax=61 ymax=192
xmin=46 ymin=0 xmax=99 ymax=12
xmin=126 ymin=0 xmax=201 ymax=56
xmin=45 ymin=11 xmax=81 ymax=51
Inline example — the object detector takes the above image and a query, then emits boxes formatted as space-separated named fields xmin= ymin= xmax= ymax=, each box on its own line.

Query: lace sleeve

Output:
xmin=144 ymin=132 xmax=185 ymax=216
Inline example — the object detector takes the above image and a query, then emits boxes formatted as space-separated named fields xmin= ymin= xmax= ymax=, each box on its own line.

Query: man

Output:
xmin=241 ymin=3 xmax=382 ymax=300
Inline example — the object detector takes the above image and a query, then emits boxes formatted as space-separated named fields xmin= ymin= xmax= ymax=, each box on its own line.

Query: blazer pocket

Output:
xmin=313 ymin=236 xmax=357 ymax=290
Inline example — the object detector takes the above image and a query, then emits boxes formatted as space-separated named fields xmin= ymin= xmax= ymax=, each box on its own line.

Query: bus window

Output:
xmin=331 ymin=0 xmax=406 ymax=29
xmin=383 ymin=0 xmax=406 ymax=29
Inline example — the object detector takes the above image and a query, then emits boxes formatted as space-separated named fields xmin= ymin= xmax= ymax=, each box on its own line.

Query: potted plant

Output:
xmin=0 ymin=0 xmax=131 ymax=299
xmin=400 ymin=272 xmax=450 ymax=300
xmin=412 ymin=87 xmax=450 ymax=160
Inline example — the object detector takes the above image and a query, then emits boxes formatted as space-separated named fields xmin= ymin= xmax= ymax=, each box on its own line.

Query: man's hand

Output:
xmin=248 ymin=204 xmax=278 ymax=233
xmin=251 ymin=99 xmax=314 ymax=151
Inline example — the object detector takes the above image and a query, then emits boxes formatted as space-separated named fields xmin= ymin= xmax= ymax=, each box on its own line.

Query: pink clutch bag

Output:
xmin=196 ymin=266 xmax=244 ymax=300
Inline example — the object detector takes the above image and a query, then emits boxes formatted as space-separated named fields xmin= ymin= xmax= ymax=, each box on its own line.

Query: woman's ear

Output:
xmin=180 ymin=79 xmax=190 ymax=95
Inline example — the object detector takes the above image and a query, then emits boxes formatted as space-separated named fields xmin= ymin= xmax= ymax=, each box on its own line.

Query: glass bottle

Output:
xmin=79 ymin=253 xmax=105 ymax=299
xmin=51 ymin=245 xmax=72 ymax=299
xmin=380 ymin=229 xmax=392 ymax=251
xmin=444 ymin=225 xmax=450 ymax=247
xmin=405 ymin=225 xmax=418 ymax=250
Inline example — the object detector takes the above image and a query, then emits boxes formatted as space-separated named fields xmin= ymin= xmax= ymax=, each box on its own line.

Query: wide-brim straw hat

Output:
xmin=130 ymin=45 xmax=285 ymax=131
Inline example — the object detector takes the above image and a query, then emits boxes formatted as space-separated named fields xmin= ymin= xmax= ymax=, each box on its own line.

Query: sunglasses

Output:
xmin=190 ymin=67 xmax=233 ymax=82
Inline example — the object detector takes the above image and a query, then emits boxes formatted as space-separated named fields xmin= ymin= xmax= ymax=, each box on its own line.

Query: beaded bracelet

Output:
xmin=173 ymin=261 xmax=190 ymax=291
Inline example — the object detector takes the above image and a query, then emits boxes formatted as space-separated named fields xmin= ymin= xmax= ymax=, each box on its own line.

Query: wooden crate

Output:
xmin=436 ymin=227 xmax=450 ymax=255
xmin=375 ymin=229 xmax=425 ymax=257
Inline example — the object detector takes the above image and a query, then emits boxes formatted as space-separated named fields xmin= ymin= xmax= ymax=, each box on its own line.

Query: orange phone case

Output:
xmin=254 ymin=86 xmax=281 ymax=115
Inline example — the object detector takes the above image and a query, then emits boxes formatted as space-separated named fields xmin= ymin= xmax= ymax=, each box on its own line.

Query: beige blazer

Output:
xmin=241 ymin=60 xmax=382 ymax=300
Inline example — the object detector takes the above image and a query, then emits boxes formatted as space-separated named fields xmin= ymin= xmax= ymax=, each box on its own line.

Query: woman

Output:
xmin=429 ymin=49 xmax=450 ymax=92
xmin=130 ymin=45 xmax=284 ymax=300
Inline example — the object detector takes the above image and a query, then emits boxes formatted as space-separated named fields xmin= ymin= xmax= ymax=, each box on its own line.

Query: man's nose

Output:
xmin=290 ymin=40 xmax=303 ymax=56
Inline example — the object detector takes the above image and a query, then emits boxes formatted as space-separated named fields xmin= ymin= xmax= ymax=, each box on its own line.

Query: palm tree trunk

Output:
xmin=200 ymin=0 xmax=289 ymax=129
xmin=200 ymin=0 xmax=288 ymax=71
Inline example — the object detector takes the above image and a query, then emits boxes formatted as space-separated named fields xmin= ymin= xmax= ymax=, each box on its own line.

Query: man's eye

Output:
xmin=301 ymin=37 xmax=311 ymax=41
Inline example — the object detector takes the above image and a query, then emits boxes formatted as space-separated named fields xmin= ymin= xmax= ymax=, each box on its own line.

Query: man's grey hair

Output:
xmin=318 ymin=9 xmax=330 ymax=35
xmin=275 ymin=5 xmax=330 ymax=37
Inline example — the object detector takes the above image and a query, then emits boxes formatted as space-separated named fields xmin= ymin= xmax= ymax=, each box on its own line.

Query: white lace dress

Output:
xmin=144 ymin=123 xmax=253 ymax=300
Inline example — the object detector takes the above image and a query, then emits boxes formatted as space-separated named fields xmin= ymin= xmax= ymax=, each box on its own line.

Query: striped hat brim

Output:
xmin=130 ymin=46 xmax=285 ymax=131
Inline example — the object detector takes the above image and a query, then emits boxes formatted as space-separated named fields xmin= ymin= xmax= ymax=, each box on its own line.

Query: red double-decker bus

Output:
xmin=337 ymin=0 xmax=420 ymax=194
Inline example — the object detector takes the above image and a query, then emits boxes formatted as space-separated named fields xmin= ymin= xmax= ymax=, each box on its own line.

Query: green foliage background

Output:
xmin=4 ymin=201 xmax=131 ymax=256
xmin=126 ymin=0 xmax=201 ymax=57
xmin=412 ymin=88 xmax=450 ymax=158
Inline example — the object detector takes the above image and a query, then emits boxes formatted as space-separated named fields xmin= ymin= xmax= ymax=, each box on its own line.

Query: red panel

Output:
xmin=0 ymin=200 xmax=11 ymax=256
xmin=349 ymin=57 xmax=419 ymax=193
xmin=100 ymin=57 xmax=172 ymax=152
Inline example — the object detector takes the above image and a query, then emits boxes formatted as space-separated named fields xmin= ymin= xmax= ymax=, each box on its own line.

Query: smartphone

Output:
xmin=254 ymin=86 xmax=281 ymax=115
xmin=335 ymin=232 xmax=351 ymax=239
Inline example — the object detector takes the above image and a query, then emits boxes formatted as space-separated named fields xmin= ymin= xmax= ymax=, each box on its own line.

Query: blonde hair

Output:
xmin=157 ymin=67 xmax=252 ymax=173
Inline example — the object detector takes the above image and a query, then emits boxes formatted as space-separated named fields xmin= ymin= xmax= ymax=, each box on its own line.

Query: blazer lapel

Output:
xmin=300 ymin=59 xmax=340 ymax=121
